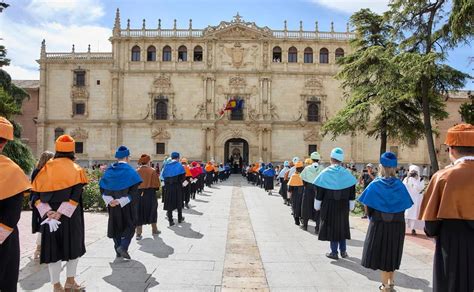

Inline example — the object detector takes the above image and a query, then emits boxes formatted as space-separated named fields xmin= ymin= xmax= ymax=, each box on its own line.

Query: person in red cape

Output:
xmin=31 ymin=134 xmax=88 ymax=292
xmin=419 ymin=123 xmax=474 ymax=292
xmin=0 ymin=117 xmax=31 ymax=292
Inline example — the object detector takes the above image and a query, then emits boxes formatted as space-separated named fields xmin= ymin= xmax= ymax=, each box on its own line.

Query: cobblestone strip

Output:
xmin=221 ymin=182 xmax=269 ymax=291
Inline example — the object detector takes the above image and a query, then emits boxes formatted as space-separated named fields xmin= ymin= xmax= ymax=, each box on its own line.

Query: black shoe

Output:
xmin=300 ymin=225 xmax=308 ymax=231
xmin=185 ymin=203 xmax=189 ymax=209
xmin=294 ymin=219 xmax=300 ymax=226
xmin=326 ymin=253 xmax=339 ymax=260
xmin=178 ymin=217 xmax=185 ymax=223
xmin=116 ymin=246 xmax=131 ymax=259
xmin=411 ymin=229 xmax=417 ymax=235
xmin=340 ymin=251 xmax=348 ymax=258
xmin=315 ymin=226 xmax=319 ymax=234
xmin=169 ymin=220 xmax=175 ymax=227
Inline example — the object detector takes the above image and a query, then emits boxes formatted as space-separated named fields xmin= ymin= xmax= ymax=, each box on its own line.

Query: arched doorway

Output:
xmin=224 ymin=138 xmax=249 ymax=174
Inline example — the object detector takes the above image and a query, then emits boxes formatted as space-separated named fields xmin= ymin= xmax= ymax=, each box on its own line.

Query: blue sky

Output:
xmin=1 ymin=0 xmax=472 ymax=89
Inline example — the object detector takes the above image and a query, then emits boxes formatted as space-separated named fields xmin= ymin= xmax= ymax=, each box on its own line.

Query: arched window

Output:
xmin=162 ymin=46 xmax=172 ymax=62
xmin=304 ymin=47 xmax=313 ymax=63
xmin=54 ymin=128 xmax=65 ymax=140
xmin=307 ymin=102 xmax=319 ymax=122
xmin=193 ymin=45 xmax=203 ymax=61
xmin=335 ymin=48 xmax=345 ymax=59
xmin=147 ymin=46 xmax=156 ymax=61
xmin=155 ymin=100 xmax=168 ymax=120
xmin=272 ymin=46 xmax=282 ymax=62
xmin=319 ymin=48 xmax=329 ymax=64
xmin=288 ymin=46 xmax=298 ymax=63
xmin=131 ymin=46 xmax=141 ymax=61
xmin=178 ymin=45 xmax=187 ymax=62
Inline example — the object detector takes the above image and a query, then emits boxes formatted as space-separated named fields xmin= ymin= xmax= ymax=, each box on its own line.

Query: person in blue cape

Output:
xmin=258 ymin=163 xmax=266 ymax=188
xmin=277 ymin=161 xmax=290 ymax=205
xmin=300 ymin=152 xmax=325 ymax=232
xmin=99 ymin=145 xmax=143 ymax=260
xmin=358 ymin=152 xmax=413 ymax=292
xmin=313 ymin=147 xmax=357 ymax=260
xmin=162 ymin=152 xmax=186 ymax=226
xmin=160 ymin=157 xmax=171 ymax=203
xmin=262 ymin=163 xmax=276 ymax=195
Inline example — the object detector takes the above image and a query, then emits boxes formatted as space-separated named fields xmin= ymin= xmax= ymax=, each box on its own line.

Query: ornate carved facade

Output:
xmin=36 ymin=11 xmax=431 ymax=165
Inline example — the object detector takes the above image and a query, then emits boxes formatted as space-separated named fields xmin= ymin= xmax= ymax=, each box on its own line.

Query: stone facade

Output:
xmin=37 ymin=11 xmax=432 ymax=166
xmin=13 ymin=80 xmax=39 ymax=157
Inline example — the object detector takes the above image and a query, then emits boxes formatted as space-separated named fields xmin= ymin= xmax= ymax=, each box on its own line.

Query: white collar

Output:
xmin=454 ymin=156 xmax=474 ymax=165
xmin=118 ymin=161 xmax=127 ymax=164
xmin=312 ymin=162 xmax=319 ymax=167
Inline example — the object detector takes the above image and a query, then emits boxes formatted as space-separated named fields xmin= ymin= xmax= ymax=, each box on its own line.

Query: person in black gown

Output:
xmin=288 ymin=161 xmax=305 ymax=226
xmin=0 ymin=117 xmax=32 ymax=292
xmin=162 ymin=152 xmax=186 ymax=226
xmin=358 ymin=152 xmax=413 ymax=291
xmin=313 ymin=147 xmax=357 ymax=260
xmin=419 ymin=123 xmax=474 ymax=292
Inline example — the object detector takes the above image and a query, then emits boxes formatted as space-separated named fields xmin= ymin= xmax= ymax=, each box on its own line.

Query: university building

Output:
xmin=34 ymin=10 xmax=433 ymax=166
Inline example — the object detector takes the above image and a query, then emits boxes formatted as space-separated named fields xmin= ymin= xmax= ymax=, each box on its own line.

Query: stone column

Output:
xmin=258 ymin=128 xmax=263 ymax=161
xmin=37 ymin=60 xmax=47 ymax=154
xmin=202 ymin=128 xmax=207 ymax=161
xmin=267 ymin=128 xmax=272 ymax=162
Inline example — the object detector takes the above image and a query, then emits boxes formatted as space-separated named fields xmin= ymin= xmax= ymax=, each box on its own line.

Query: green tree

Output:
xmin=459 ymin=91 xmax=474 ymax=124
xmin=322 ymin=9 xmax=425 ymax=155
xmin=387 ymin=0 xmax=472 ymax=172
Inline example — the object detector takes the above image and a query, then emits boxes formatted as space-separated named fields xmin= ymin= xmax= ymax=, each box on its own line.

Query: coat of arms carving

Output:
xmin=225 ymin=43 xmax=245 ymax=68
xmin=303 ymin=128 xmax=321 ymax=142
xmin=70 ymin=128 xmax=88 ymax=140
xmin=229 ymin=76 xmax=246 ymax=88
xmin=153 ymin=75 xmax=172 ymax=89
xmin=71 ymin=87 xmax=89 ymax=100
xmin=151 ymin=128 xmax=171 ymax=140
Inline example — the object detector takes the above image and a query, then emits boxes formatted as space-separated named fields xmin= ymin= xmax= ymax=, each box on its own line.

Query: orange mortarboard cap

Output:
xmin=295 ymin=161 xmax=304 ymax=168
xmin=445 ymin=123 xmax=474 ymax=147
xmin=0 ymin=117 xmax=14 ymax=141
xmin=55 ymin=135 xmax=75 ymax=152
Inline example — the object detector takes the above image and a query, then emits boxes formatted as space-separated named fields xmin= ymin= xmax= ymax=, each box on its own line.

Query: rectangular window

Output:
xmin=74 ymin=103 xmax=85 ymax=115
xmin=96 ymin=80 xmax=100 ymax=85
xmin=194 ymin=51 xmax=202 ymax=62
xmin=304 ymin=53 xmax=313 ymax=63
xmin=230 ymin=108 xmax=244 ymax=121
xmin=75 ymin=142 xmax=84 ymax=154
xmin=163 ymin=51 xmax=172 ymax=62
xmin=156 ymin=143 xmax=165 ymax=155
xmin=308 ymin=144 xmax=317 ymax=156
xmin=74 ymin=71 xmax=85 ymax=86
xmin=147 ymin=51 xmax=156 ymax=61
xmin=288 ymin=53 xmax=297 ymax=63
xmin=178 ymin=51 xmax=187 ymax=62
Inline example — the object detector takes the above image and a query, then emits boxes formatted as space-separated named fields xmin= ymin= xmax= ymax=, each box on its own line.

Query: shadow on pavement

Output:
xmin=103 ymin=259 xmax=159 ymax=291
xmin=169 ymin=222 xmax=204 ymax=239
xmin=137 ymin=236 xmax=174 ymax=258
xmin=19 ymin=259 xmax=50 ymax=291
xmin=193 ymin=198 xmax=209 ymax=203
xmin=346 ymin=238 xmax=365 ymax=247
xmin=331 ymin=256 xmax=431 ymax=291
xmin=182 ymin=208 xmax=204 ymax=216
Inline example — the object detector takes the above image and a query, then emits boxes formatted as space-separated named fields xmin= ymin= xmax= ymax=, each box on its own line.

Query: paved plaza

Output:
xmin=17 ymin=176 xmax=434 ymax=291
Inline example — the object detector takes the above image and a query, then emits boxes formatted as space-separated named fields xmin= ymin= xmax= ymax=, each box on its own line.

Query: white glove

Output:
xmin=41 ymin=218 xmax=61 ymax=232
xmin=314 ymin=200 xmax=322 ymax=211
xmin=118 ymin=196 xmax=131 ymax=208
xmin=349 ymin=200 xmax=356 ymax=211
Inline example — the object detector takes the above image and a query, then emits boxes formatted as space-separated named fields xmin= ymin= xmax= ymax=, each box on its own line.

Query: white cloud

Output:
xmin=26 ymin=0 xmax=105 ymax=24
xmin=0 ymin=0 xmax=111 ymax=80
xmin=311 ymin=0 xmax=391 ymax=14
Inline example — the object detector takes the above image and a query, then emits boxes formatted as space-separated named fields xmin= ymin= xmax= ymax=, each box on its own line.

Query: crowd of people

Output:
xmin=1 ymin=114 xmax=473 ymax=292
xmin=241 ymin=124 xmax=474 ymax=292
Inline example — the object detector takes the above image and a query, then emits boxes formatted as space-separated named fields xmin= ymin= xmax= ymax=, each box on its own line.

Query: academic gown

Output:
xmin=162 ymin=161 xmax=186 ymax=212
xmin=288 ymin=173 xmax=304 ymax=219
xmin=99 ymin=162 xmax=142 ymax=239
xmin=136 ymin=166 xmax=160 ymax=225
xmin=358 ymin=177 xmax=413 ymax=272
xmin=263 ymin=168 xmax=276 ymax=191
xmin=314 ymin=165 xmax=357 ymax=241
xmin=278 ymin=167 xmax=290 ymax=200
xmin=30 ymin=168 xmax=42 ymax=234
xmin=301 ymin=164 xmax=324 ymax=223
xmin=419 ymin=159 xmax=474 ymax=292
xmin=0 ymin=155 xmax=31 ymax=292
xmin=31 ymin=157 xmax=88 ymax=264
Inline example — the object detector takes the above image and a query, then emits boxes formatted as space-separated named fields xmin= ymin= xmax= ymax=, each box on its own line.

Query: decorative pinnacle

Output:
xmin=233 ymin=12 xmax=242 ymax=23
xmin=315 ymin=21 xmax=319 ymax=32
xmin=173 ymin=19 xmax=177 ymax=30
xmin=158 ymin=19 xmax=161 ymax=29
xmin=284 ymin=20 xmax=287 ymax=30
xmin=126 ymin=19 xmax=130 ymax=29
xmin=189 ymin=19 xmax=192 ymax=29
xmin=88 ymin=44 xmax=91 ymax=52
xmin=113 ymin=8 xmax=120 ymax=30
xmin=142 ymin=19 xmax=146 ymax=29
xmin=331 ymin=21 xmax=334 ymax=32
xmin=299 ymin=20 xmax=303 ymax=31
xmin=41 ymin=39 xmax=46 ymax=53
xmin=346 ymin=22 xmax=350 ymax=32
xmin=72 ymin=44 xmax=75 ymax=53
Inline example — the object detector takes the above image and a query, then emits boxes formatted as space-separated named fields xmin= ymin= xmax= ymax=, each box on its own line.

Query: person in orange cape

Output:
xmin=31 ymin=134 xmax=88 ymax=292
xmin=288 ymin=161 xmax=305 ymax=226
xmin=419 ymin=123 xmax=474 ymax=292
xmin=181 ymin=158 xmax=193 ymax=209
xmin=0 ymin=117 xmax=31 ymax=292
xmin=205 ymin=161 xmax=214 ymax=187
xmin=135 ymin=154 xmax=161 ymax=241
xmin=213 ymin=163 xmax=219 ymax=184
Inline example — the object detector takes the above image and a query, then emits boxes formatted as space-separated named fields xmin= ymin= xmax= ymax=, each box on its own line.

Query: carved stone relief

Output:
xmin=71 ymin=87 xmax=89 ymax=100
xmin=151 ymin=128 xmax=171 ymax=140
xmin=70 ymin=128 xmax=88 ymax=140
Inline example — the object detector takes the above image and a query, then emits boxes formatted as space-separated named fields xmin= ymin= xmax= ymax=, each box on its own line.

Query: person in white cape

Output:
xmin=403 ymin=165 xmax=425 ymax=235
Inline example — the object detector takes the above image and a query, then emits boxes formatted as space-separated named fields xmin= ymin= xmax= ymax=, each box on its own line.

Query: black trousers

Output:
xmin=167 ymin=208 xmax=183 ymax=222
